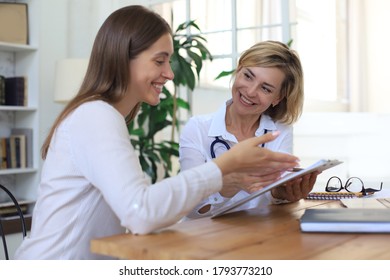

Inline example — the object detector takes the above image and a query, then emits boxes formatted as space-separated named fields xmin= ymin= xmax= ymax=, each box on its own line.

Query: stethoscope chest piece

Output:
xmin=210 ymin=129 xmax=268 ymax=158
xmin=210 ymin=137 xmax=231 ymax=158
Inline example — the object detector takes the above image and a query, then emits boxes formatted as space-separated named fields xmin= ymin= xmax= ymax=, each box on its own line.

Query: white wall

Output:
xmin=39 ymin=0 xmax=69 ymax=157
xmin=364 ymin=0 xmax=390 ymax=112
xmin=293 ymin=113 xmax=390 ymax=189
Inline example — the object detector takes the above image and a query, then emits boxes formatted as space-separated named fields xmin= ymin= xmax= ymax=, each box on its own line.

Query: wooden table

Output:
xmin=90 ymin=199 xmax=390 ymax=259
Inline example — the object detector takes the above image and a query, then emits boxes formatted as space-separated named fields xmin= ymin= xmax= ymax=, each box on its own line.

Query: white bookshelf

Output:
xmin=0 ymin=0 xmax=39 ymax=210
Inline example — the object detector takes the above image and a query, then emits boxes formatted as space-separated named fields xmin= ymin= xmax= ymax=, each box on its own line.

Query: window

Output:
xmin=293 ymin=0 xmax=348 ymax=111
xmin=148 ymin=0 xmax=349 ymax=112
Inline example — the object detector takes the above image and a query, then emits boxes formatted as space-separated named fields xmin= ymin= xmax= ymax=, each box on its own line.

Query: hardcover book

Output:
xmin=0 ymin=199 xmax=34 ymax=217
xmin=9 ymin=134 xmax=26 ymax=168
xmin=5 ymin=76 xmax=27 ymax=106
xmin=0 ymin=3 xmax=29 ymax=44
xmin=0 ymin=75 xmax=5 ymax=105
xmin=11 ymin=128 xmax=33 ymax=168
xmin=300 ymin=208 xmax=390 ymax=233
xmin=0 ymin=137 xmax=8 ymax=168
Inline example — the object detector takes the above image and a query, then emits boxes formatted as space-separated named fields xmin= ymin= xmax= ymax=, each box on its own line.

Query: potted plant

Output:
xmin=128 ymin=20 xmax=212 ymax=183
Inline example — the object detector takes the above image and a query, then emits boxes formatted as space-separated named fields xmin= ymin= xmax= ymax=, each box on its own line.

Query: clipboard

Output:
xmin=211 ymin=159 xmax=343 ymax=218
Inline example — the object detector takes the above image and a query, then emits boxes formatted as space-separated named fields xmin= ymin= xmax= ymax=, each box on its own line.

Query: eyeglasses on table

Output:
xmin=325 ymin=176 xmax=383 ymax=196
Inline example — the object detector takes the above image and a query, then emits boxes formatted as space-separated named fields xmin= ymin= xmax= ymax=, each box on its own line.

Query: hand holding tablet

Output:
xmin=211 ymin=159 xmax=343 ymax=218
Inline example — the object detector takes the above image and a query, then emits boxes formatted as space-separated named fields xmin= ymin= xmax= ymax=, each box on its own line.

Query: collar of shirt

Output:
xmin=208 ymin=99 xmax=277 ymax=142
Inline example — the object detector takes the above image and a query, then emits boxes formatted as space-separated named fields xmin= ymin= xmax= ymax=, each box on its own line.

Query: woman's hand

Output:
xmin=219 ymin=171 xmax=283 ymax=197
xmin=213 ymin=131 xmax=299 ymax=175
xmin=271 ymin=171 xmax=320 ymax=202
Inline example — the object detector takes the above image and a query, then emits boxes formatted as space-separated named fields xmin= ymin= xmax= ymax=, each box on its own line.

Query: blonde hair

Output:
xmin=41 ymin=6 xmax=172 ymax=159
xmin=234 ymin=40 xmax=304 ymax=125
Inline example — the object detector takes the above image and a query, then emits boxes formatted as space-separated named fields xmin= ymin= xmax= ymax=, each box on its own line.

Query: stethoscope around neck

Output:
xmin=210 ymin=129 xmax=269 ymax=159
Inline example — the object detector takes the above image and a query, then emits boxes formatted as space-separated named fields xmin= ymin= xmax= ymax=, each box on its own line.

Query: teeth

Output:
xmin=240 ymin=94 xmax=254 ymax=105
xmin=153 ymin=84 xmax=163 ymax=90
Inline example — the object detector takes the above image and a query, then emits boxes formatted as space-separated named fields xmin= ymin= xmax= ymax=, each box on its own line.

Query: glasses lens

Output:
xmin=326 ymin=177 xmax=342 ymax=192
xmin=345 ymin=177 xmax=363 ymax=193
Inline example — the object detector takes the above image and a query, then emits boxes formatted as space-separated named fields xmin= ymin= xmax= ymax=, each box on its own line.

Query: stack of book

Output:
xmin=0 ymin=199 xmax=33 ymax=217
xmin=0 ymin=128 xmax=33 ymax=169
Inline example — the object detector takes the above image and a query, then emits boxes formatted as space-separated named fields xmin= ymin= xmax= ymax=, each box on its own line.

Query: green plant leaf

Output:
xmin=175 ymin=20 xmax=201 ymax=33
xmin=130 ymin=127 xmax=144 ymax=136
xmin=172 ymin=55 xmax=196 ymax=89
xmin=176 ymin=97 xmax=190 ymax=110
xmin=215 ymin=69 xmax=235 ymax=80
xmin=186 ymin=49 xmax=203 ymax=77
xmin=190 ymin=38 xmax=213 ymax=61
xmin=128 ymin=18 xmax=212 ymax=182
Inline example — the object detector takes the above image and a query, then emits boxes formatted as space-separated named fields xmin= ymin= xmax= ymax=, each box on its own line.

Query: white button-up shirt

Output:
xmin=179 ymin=99 xmax=293 ymax=218
xmin=15 ymin=101 xmax=223 ymax=259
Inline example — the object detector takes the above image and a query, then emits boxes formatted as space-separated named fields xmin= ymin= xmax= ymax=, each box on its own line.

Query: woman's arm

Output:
xmin=69 ymin=103 xmax=223 ymax=234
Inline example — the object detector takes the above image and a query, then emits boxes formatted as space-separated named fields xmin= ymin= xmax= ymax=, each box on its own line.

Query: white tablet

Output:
xmin=211 ymin=159 xmax=343 ymax=218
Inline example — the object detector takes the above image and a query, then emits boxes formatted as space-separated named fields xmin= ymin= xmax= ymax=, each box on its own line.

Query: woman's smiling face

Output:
xmin=231 ymin=66 xmax=285 ymax=116
xmin=128 ymin=32 xmax=175 ymax=106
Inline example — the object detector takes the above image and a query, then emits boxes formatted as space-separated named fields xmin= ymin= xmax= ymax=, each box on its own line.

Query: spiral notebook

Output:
xmin=306 ymin=192 xmax=365 ymax=200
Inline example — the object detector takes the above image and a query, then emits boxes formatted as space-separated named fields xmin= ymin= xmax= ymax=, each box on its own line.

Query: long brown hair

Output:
xmin=235 ymin=40 xmax=304 ymax=125
xmin=42 ymin=5 xmax=172 ymax=159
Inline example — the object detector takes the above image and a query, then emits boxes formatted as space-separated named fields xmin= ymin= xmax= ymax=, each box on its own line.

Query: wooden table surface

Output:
xmin=90 ymin=199 xmax=390 ymax=259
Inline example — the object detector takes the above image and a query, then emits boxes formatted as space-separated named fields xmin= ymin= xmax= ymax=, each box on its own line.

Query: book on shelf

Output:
xmin=4 ymin=76 xmax=28 ymax=106
xmin=0 ymin=75 xmax=5 ymax=105
xmin=9 ymin=135 xmax=17 ymax=168
xmin=0 ymin=199 xmax=34 ymax=217
xmin=0 ymin=137 xmax=8 ymax=169
xmin=10 ymin=134 xmax=27 ymax=168
xmin=11 ymin=128 xmax=33 ymax=168
xmin=0 ymin=137 xmax=12 ymax=169
xmin=300 ymin=208 xmax=390 ymax=233
xmin=0 ymin=128 xmax=32 ymax=169
xmin=0 ymin=2 xmax=29 ymax=45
